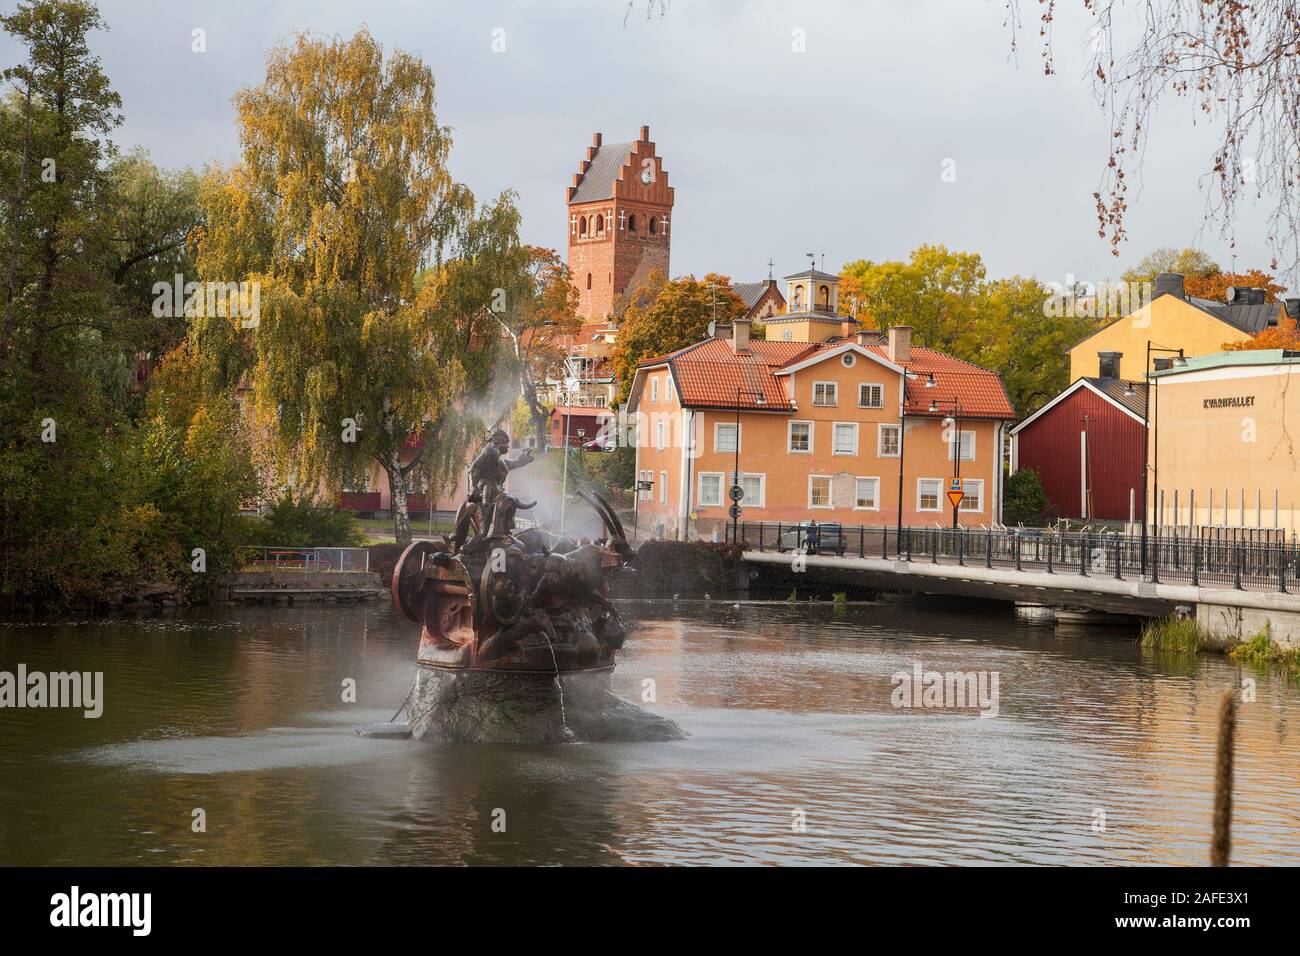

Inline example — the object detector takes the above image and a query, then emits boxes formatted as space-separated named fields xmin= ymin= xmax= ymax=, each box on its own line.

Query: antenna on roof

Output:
xmin=820 ymin=254 xmax=825 ymax=273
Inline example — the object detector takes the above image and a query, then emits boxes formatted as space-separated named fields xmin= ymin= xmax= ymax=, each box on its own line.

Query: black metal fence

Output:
xmin=738 ymin=522 xmax=1300 ymax=594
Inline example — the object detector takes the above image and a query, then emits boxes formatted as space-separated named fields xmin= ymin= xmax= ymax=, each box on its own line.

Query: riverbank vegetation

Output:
xmin=1142 ymin=615 xmax=1300 ymax=679
xmin=1 ymin=1 xmax=553 ymax=609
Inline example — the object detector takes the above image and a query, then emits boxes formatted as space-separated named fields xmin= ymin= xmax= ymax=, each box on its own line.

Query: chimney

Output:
xmin=1098 ymin=350 xmax=1122 ymax=379
xmin=731 ymin=316 xmax=751 ymax=353
xmin=887 ymin=325 xmax=911 ymax=363
xmin=1154 ymin=273 xmax=1185 ymax=300
xmin=1284 ymin=297 xmax=1300 ymax=320
xmin=840 ymin=319 xmax=856 ymax=339
xmin=639 ymin=125 xmax=650 ymax=141
xmin=593 ymin=131 xmax=602 ymax=148
xmin=1248 ymin=287 xmax=1267 ymax=305
xmin=856 ymin=330 xmax=886 ymax=346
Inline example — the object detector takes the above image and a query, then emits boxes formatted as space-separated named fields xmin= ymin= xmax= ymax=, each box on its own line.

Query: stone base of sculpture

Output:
xmin=407 ymin=666 xmax=687 ymax=744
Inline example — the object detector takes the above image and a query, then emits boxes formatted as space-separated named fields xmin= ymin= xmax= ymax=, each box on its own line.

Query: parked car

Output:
xmin=779 ymin=522 xmax=845 ymax=554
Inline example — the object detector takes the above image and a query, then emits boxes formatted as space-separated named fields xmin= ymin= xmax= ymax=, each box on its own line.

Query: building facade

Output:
xmin=627 ymin=275 xmax=1016 ymax=540
xmin=1068 ymin=273 xmax=1290 ymax=383
xmin=1148 ymin=350 xmax=1300 ymax=535
xmin=566 ymin=126 xmax=674 ymax=320
xmin=1010 ymin=373 xmax=1146 ymax=522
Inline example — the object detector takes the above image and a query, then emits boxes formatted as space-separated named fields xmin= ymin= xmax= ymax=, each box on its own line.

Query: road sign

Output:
xmin=729 ymin=504 xmax=743 ymax=519
xmin=729 ymin=484 xmax=744 ymax=502
xmin=947 ymin=477 xmax=964 ymax=509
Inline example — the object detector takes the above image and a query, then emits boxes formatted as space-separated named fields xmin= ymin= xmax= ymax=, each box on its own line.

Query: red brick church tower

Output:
xmin=567 ymin=125 xmax=674 ymax=320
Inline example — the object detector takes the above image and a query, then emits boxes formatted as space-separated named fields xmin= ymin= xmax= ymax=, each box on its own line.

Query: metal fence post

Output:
xmin=986 ymin=527 xmax=993 ymax=569
xmin=1234 ymin=542 xmax=1243 ymax=590
xmin=1046 ymin=533 xmax=1054 ymax=574
xmin=1279 ymin=538 xmax=1287 ymax=594
xmin=776 ymin=522 xmax=784 ymax=553
xmin=859 ymin=525 xmax=866 ymax=558
xmin=1114 ymin=536 xmax=1123 ymax=580
xmin=958 ymin=528 xmax=965 ymax=566
xmin=1015 ymin=534 xmax=1022 ymax=571
xmin=1192 ymin=536 xmax=1200 ymax=587
xmin=906 ymin=527 xmax=912 ymax=562
xmin=931 ymin=528 xmax=938 ymax=563
xmin=1079 ymin=533 xmax=1087 ymax=576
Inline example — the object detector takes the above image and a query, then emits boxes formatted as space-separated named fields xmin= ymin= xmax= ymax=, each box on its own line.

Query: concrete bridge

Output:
xmin=737 ymin=523 xmax=1300 ymax=648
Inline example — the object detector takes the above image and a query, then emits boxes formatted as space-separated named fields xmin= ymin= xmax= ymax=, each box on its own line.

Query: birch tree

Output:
xmin=194 ymin=28 xmax=518 ymax=544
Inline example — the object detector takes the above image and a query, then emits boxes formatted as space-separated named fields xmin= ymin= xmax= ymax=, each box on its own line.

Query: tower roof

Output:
xmin=570 ymin=140 xmax=636 ymax=204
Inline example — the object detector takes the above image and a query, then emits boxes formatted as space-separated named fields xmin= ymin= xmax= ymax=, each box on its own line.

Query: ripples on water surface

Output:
xmin=1 ymin=599 xmax=1298 ymax=865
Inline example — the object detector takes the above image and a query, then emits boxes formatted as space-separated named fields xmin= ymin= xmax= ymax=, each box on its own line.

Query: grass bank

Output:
xmin=1142 ymin=616 xmax=1300 ymax=678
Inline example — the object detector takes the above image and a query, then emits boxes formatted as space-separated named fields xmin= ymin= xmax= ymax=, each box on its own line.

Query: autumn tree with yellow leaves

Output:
xmin=190 ymin=29 xmax=528 ymax=545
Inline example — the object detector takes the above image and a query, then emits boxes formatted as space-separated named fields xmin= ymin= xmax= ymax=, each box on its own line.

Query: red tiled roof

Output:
xmin=633 ymin=337 xmax=1014 ymax=419
xmin=550 ymin=405 xmax=615 ymax=417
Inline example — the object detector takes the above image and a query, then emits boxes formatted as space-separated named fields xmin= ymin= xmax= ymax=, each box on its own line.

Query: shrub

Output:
xmin=255 ymin=494 xmax=367 ymax=548
xmin=1003 ymin=467 xmax=1048 ymax=526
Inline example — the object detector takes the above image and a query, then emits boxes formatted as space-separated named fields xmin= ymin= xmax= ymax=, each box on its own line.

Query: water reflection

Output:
xmin=1 ymin=600 xmax=1298 ymax=865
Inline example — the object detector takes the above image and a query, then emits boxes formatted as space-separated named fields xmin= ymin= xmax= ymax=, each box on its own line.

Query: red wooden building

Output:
xmin=1010 ymin=375 xmax=1147 ymax=522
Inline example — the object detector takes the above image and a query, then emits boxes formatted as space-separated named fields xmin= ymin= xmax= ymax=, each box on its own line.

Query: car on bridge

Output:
xmin=779 ymin=522 xmax=845 ymax=555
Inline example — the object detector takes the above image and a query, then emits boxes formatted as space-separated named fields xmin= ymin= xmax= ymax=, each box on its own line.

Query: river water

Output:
xmin=2 ymin=598 xmax=1298 ymax=866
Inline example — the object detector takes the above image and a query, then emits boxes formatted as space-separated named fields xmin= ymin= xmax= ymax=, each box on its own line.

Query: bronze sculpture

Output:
xmin=388 ymin=430 xmax=681 ymax=743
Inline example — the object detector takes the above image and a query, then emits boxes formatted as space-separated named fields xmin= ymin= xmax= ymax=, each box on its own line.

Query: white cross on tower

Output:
xmin=570 ymin=215 xmax=577 ymax=235
xmin=660 ymin=214 xmax=670 ymax=235
xmin=618 ymin=210 xmax=627 ymax=230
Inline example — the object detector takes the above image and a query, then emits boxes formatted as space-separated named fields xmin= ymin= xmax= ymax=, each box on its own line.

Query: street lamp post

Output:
xmin=929 ymin=395 xmax=963 ymax=529
xmin=1138 ymin=342 xmax=1185 ymax=575
xmin=731 ymin=386 xmax=766 ymax=544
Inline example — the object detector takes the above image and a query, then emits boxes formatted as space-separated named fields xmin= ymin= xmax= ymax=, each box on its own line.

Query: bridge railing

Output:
xmin=737 ymin=522 xmax=1300 ymax=594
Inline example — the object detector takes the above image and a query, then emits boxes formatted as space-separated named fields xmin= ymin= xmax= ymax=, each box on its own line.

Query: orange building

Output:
xmin=627 ymin=276 xmax=1016 ymax=541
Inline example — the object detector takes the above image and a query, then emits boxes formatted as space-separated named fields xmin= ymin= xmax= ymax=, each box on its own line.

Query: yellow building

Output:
xmin=763 ymin=268 xmax=857 ymax=344
xmin=1068 ymin=274 xmax=1287 ymax=382
xmin=1148 ymin=350 xmax=1300 ymax=535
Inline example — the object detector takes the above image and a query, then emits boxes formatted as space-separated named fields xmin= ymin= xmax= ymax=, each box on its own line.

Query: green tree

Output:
xmin=611 ymin=270 xmax=747 ymax=400
xmin=1003 ymin=468 xmax=1049 ymax=527
xmin=192 ymin=29 xmax=522 ymax=545
xmin=1120 ymin=247 xmax=1220 ymax=287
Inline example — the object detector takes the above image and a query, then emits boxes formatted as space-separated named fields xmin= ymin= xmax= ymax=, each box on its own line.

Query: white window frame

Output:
xmin=959 ymin=478 xmax=984 ymax=513
xmin=832 ymin=421 xmax=859 ymax=456
xmin=858 ymin=383 xmax=884 ymax=408
xmin=651 ymin=376 xmax=658 ymax=403
xmin=659 ymin=470 xmax=668 ymax=504
xmin=917 ymin=478 xmax=943 ymax=512
xmin=808 ymin=474 xmax=834 ymax=509
xmin=946 ymin=430 xmax=976 ymax=462
xmin=854 ymin=476 xmax=881 ymax=511
xmin=655 ymin=420 xmax=665 ymax=451
xmin=714 ymin=421 xmax=740 ymax=454
xmin=877 ymin=423 xmax=901 ymax=458
xmin=787 ymin=420 xmax=813 ymax=454
xmin=736 ymin=472 xmax=766 ymax=509
xmin=812 ymin=381 xmax=838 ymax=407
xmin=698 ymin=471 xmax=725 ymax=508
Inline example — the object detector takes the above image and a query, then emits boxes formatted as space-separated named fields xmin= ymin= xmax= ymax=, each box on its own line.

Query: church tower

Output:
xmin=567 ymin=125 xmax=674 ymax=320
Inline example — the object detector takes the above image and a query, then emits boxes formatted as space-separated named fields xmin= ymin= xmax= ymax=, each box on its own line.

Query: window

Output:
xmin=947 ymin=431 xmax=975 ymax=461
xmin=812 ymin=382 xmax=838 ymax=406
xmin=917 ymin=479 xmax=942 ymax=512
xmin=586 ymin=272 xmax=592 ymax=290
xmin=628 ymin=214 xmax=637 ymax=232
xmin=649 ymin=217 xmax=656 ymax=235
xmin=859 ymin=383 xmax=883 ymax=408
xmin=819 ymin=284 xmax=830 ymax=308
xmin=832 ymin=422 xmax=858 ymax=455
xmin=596 ymin=214 xmax=604 ymax=233
xmin=651 ymin=377 xmax=658 ymax=403
xmin=878 ymin=424 xmax=901 ymax=457
xmin=638 ymin=470 xmax=653 ymax=502
xmin=659 ymin=470 xmax=667 ymax=504
xmin=855 ymin=477 xmax=880 ymax=510
xmin=782 ymin=329 xmax=793 ymax=341
xmin=960 ymin=479 xmax=983 ymax=512
xmin=655 ymin=420 xmax=665 ymax=451
xmin=788 ymin=420 xmax=812 ymax=453
xmin=792 ymin=286 xmax=804 ymax=310
xmin=579 ymin=216 xmax=587 ymax=236
xmin=841 ymin=353 xmax=856 ymax=368
xmin=737 ymin=472 xmax=765 ymax=508
xmin=698 ymin=472 xmax=724 ymax=507
xmin=715 ymin=422 xmax=739 ymax=453
xmin=809 ymin=475 xmax=833 ymax=509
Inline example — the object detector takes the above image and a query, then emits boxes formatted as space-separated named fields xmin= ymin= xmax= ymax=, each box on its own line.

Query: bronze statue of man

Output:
xmin=452 ymin=429 xmax=534 ymax=549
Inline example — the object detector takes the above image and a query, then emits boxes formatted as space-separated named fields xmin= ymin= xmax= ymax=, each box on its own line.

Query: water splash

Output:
xmin=540 ymin=633 xmax=574 ymax=741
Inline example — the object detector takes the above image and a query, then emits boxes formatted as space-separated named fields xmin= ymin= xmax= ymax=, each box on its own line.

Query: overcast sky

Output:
xmin=2 ymin=0 xmax=1283 ymax=289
